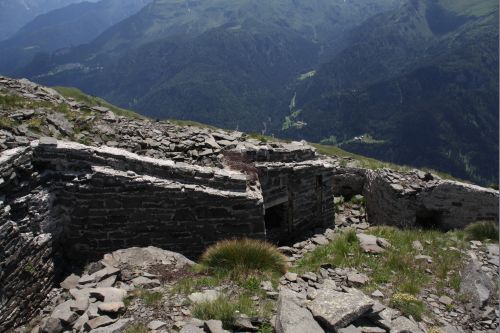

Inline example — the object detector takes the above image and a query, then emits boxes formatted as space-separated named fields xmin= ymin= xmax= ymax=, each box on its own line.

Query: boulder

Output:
xmin=89 ymin=288 xmax=127 ymax=303
xmin=307 ymin=281 xmax=374 ymax=331
xmin=460 ymin=255 xmax=495 ymax=314
xmin=148 ymin=320 xmax=167 ymax=330
xmin=389 ymin=316 xmax=423 ymax=333
xmin=347 ymin=272 xmax=369 ymax=286
xmin=356 ymin=234 xmax=385 ymax=254
xmin=97 ymin=302 xmax=125 ymax=314
xmin=275 ymin=289 xmax=324 ymax=333
xmin=102 ymin=246 xmax=194 ymax=269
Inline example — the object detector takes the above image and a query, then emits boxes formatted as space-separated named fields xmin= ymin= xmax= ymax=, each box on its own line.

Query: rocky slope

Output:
xmin=20 ymin=203 xmax=500 ymax=333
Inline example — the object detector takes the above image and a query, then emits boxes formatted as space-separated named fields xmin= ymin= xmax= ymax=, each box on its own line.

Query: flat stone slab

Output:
xmin=89 ymin=287 xmax=127 ymax=302
xmin=357 ymin=234 xmax=388 ymax=254
xmin=60 ymin=274 xmax=80 ymax=290
xmin=180 ymin=324 xmax=205 ymax=333
xmin=276 ymin=289 xmax=324 ymax=333
xmin=89 ymin=318 xmax=132 ymax=333
xmin=307 ymin=281 xmax=374 ymax=331
xmin=97 ymin=302 xmax=125 ymax=314
xmin=51 ymin=301 xmax=79 ymax=324
xmin=84 ymin=316 xmax=117 ymax=331
xmin=131 ymin=276 xmax=161 ymax=289
xmin=188 ymin=290 xmax=220 ymax=304
xmin=390 ymin=316 xmax=423 ymax=333
xmin=148 ymin=320 xmax=167 ymax=330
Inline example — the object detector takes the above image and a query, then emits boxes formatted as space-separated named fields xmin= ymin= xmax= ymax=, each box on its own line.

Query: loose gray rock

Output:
xmin=41 ymin=318 xmax=63 ymax=333
xmin=180 ymin=324 xmax=205 ymax=333
xmin=89 ymin=318 xmax=132 ymax=333
xmin=84 ymin=316 xmax=117 ymax=331
xmin=204 ymin=320 xmax=229 ymax=333
xmin=131 ymin=276 xmax=161 ymax=289
xmin=97 ymin=302 xmax=125 ymax=314
xmin=307 ymin=281 xmax=374 ymax=331
xmin=390 ymin=316 xmax=423 ymax=333
xmin=148 ymin=320 xmax=167 ymax=330
xmin=60 ymin=274 xmax=80 ymax=290
xmin=356 ymin=234 xmax=385 ymax=254
xmin=460 ymin=255 xmax=495 ymax=314
xmin=50 ymin=301 xmax=78 ymax=324
xmin=188 ymin=290 xmax=220 ymax=304
xmin=276 ymin=289 xmax=324 ymax=333
xmin=89 ymin=288 xmax=127 ymax=303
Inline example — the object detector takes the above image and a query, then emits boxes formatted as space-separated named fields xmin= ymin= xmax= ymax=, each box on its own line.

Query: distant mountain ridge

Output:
xmin=7 ymin=0 xmax=499 ymax=185
xmin=0 ymin=0 xmax=152 ymax=73
xmin=0 ymin=0 xmax=97 ymax=41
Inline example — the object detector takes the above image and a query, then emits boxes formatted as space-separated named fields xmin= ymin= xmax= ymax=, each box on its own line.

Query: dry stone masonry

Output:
xmin=0 ymin=76 xmax=498 ymax=332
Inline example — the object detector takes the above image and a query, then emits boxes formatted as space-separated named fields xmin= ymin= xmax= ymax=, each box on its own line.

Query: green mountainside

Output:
xmin=286 ymin=0 xmax=499 ymax=185
xmin=9 ymin=0 xmax=499 ymax=185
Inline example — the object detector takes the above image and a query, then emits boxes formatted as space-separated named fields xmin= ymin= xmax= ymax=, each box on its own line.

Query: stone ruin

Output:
xmin=0 ymin=137 xmax=335 ymax=331
xmin=332 ymin=166 xmax=499 ymax=230
xmin=0 ymin=76 xmax=498 ymax=332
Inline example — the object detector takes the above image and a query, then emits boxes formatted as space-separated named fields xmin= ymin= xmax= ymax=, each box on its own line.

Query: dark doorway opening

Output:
xmin=416 ymin=207 xmax=443 ymax=229
xmin=265 ymin=202 xmax=287 ymax=242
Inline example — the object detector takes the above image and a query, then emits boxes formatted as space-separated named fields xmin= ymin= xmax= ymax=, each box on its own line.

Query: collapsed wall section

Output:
xmin=362 ymin=169 xmax=499 ymax=229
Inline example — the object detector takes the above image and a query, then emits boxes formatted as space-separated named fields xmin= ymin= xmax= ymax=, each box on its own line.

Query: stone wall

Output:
xmin=57 ymin=166 xmax=265 ymax=261
xmin=257 ymin=161 xmax=335 ymax=244
xmin=363 ymin=169 xmax=499 ymax=229
xmin=0 ymin=140 xmax=269 ymax=332
xmin=0 ymin=147 xmax=60 ymax=332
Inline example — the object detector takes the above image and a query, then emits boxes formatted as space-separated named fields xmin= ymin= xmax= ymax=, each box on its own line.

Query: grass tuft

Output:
xmin=464 ymin=221 xmax=499 ymax=242
xmin=191 ymin=294 xmax=264 ymax=329
xmin=390 ymin=293 xmax=425 ymax=321
xmin=124 ymin=323 xmax=148 ymax=333
xmin=128 ymin=288 xmax=163 ymax=307
xmin=200 ymin=238 xmax=287 ymax=275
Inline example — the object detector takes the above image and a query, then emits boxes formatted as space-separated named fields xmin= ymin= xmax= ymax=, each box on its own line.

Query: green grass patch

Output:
xmin=124 ymin=323 xmax=148 ymax=333
xmin=0 ymin=116 xmax=17 ymax=129
xmin=0 ymin=94 xmax=26 ymax=109
xmin=295 ymin=227 xmax=468 ymax=298
xmin=312 ymin=143 xmax=461 ymax=182
xmin=200 ymin=238 xmax=287 ymax=276
xmin=27 ymin=117 xmax=44 ymax=132
xmin=192 ymin=294 xmax=273 ymax=330
xmin=128 ymin=288 xmax=163 ymax=307
xmin=53 ymin=86 xmax=142 ymax=119
xmin=465 ymin=221 xmax=499 ymax=242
